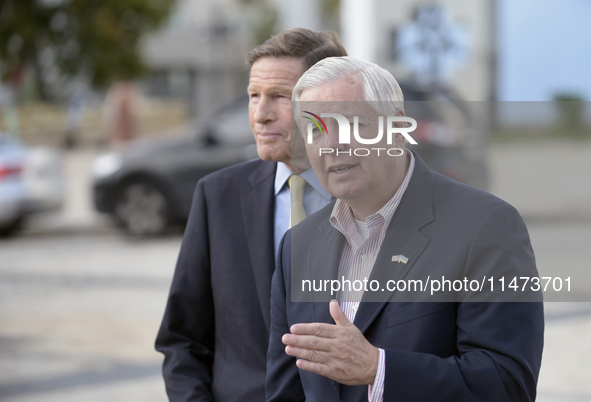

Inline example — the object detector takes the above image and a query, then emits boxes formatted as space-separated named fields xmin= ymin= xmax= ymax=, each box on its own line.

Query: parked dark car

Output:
xmin=92 ymin=96 xmax=258 ymax=236
xmin=92 ymin=84 xmax=487 ymax=236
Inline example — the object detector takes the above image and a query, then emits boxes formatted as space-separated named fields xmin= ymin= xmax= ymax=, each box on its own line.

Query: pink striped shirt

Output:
xmin=329 ymin=151 xmax=415 ymax=402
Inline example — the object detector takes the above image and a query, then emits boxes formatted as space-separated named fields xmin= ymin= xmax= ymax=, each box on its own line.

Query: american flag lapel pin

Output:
xmin=391 ymin=255 xmax=409 ymax=264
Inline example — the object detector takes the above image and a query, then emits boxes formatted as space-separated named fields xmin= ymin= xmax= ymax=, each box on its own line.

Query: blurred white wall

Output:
xmin=340 ymin=0 xmax=378 ymax=62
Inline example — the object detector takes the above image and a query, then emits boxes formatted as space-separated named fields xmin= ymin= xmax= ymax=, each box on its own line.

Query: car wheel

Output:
xmin=114 ymin=180 xmax=170 ymax=236
xmin=0 ymin=217 xmax=24 ymax=238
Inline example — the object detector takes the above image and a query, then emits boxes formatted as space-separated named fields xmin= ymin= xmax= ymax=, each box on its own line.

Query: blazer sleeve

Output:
xmin=382 ymin=203 xmax=544 ymax=401
xmin=266 ymin=231 xmax=306 ymax=401
xmin=155 ymin=179 xmax=216 ymax=401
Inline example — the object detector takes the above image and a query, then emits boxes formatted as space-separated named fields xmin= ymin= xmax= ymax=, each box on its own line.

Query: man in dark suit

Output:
xmin=155 ymin=29 xmax=347 ymax=401
xmin=266 ymin=57 xmax=544 ymax=401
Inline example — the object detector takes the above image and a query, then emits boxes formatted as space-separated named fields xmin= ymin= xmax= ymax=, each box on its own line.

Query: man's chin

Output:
xmin=256 ymin=147 xmax=289 ymax=164
xmin=329 ymin=185 xmax=365 ymax=204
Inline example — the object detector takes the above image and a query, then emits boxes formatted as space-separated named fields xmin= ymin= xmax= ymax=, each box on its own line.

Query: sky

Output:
xmin=498 ymin=0 xmax=591 ymax=101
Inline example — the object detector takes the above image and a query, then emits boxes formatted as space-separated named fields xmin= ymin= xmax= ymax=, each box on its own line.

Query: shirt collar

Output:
xmin=274 ymin=162 xmax=332 ymax=202
xmin=274 ymin=162 xmax=292 ymax=195
xmin=330 ymin=151 xmax=416 ymax=236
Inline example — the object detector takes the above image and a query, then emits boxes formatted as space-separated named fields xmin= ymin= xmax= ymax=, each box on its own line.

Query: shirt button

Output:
xmin=353 ymin=305 xmax=359 ymax=312
xmin=361 ymin=255 xmax=368 ymax=261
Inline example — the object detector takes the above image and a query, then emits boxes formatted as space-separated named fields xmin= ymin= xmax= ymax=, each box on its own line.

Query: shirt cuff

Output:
xmin=368 ymin=348 xmax=385 ymax=402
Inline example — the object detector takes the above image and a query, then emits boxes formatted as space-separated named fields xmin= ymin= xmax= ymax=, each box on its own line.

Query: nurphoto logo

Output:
xmin=302 ymin=111 xmax=418 ymax=156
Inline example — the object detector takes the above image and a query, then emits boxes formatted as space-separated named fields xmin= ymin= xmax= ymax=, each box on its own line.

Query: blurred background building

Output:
xmin=140 ymin=0 xmax=252 ymax=120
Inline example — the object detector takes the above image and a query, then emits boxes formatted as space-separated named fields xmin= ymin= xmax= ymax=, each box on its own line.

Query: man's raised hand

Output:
xmin=282 ymin=300 xmax=380 ymax=386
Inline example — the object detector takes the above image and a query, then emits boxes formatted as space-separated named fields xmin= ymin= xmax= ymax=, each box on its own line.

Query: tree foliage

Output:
xmin=0 ymin=0 xmax=175 ymax=99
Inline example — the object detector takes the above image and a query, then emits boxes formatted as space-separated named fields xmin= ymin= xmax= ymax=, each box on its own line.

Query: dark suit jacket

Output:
xmin=266 ymin=155 xmax=544 ymax=401
xmin=156 ymin=159 xmax=277 ymax=401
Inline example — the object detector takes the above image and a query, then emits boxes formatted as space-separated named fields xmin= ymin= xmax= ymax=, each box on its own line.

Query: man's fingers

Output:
xmin=290 ymin=322 xmax=336 ymax=337
xmin=282 ymin=333 xmax=332 ymax=352
xmin=329 ymin=299 xmax=351 ymax=327
xmin=288 ymin=301 xmax=350 ymax=337
xmin=295 ymin=358 xmax=331 ymax=378
xmin=284 ymin=345 xmax=329 ymax=363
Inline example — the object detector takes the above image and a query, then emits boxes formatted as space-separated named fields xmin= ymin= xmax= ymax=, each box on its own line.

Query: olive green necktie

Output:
xmin=288 ymin=175 xmax=307 ymax=228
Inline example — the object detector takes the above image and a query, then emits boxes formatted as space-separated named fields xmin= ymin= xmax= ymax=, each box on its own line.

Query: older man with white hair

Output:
xmin=266 ymin=57 xmax=543 ymax=401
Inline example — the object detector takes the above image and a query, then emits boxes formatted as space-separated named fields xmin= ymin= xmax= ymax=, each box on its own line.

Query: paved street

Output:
xmin=0 ymin=231 xmax=177 ymax=401
xmin=0 ymin=141 xmax=590 ymax=401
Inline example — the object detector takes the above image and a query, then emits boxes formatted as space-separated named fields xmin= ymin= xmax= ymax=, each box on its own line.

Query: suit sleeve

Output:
xmin=382 ymin=203 xmax=544 ymax=401
xmin=155 ymin=179 xmax=216 ymax=401
xmin=266 ymin=231 xmax=306 ymax=401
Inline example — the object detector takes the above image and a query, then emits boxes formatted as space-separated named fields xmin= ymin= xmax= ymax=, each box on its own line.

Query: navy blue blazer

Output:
xmin=266 ymin=155 xmax=544 ymax=401
xmin=157 ymin=159 xmax=277 ymax=401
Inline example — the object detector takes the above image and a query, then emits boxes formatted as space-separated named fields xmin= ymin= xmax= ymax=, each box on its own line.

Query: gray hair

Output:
xmin=292 ymin=56 xmax=404 ymax=115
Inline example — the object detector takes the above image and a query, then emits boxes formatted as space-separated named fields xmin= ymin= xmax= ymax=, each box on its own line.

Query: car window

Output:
xmin=209 ymin=106 xmax=253 ymax=145
xmin=196 ymin=95 xmax=252 ymax=146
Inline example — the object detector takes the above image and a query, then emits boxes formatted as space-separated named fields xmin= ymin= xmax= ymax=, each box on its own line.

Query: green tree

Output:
xmin=0 ymin=0 xmax=175 ymax=100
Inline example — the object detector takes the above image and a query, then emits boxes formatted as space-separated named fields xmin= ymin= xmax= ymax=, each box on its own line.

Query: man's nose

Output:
xmin=322 ymin=124 xmax=347 ymax=150
xmin=253 ymin=96 xmax=276 ymax=123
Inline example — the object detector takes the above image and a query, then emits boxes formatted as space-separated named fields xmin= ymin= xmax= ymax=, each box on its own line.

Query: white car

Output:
xmin=0 ymin=133 xmax=64 ymax=236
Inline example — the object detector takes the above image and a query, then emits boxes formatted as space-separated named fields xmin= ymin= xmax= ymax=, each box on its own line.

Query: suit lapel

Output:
xmin=241 ymin=161 xmax=276 ymax=333
xmin=354 ymin=155 xmax=436 ymax=333
xmin=290 ymin=217 xmax=342 ymax=399
xmin=310 ymin=223 xmax=344 ymax=398
xmin=308 ymin=220 xmax=344 ymax=325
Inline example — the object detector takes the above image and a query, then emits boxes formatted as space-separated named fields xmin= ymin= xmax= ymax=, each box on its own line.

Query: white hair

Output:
xmin=292 ymin=56 xmax=404 ymax=116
